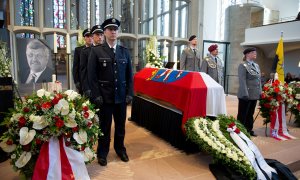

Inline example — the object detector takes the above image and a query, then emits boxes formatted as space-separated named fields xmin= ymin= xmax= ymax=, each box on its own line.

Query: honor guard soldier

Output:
xmin=88 ymin=18 xmax=133 ymax=166
xmin=72 ymin=28 xmax=92 ymax=94
xmin=80 ymin=25 xmax=104 ymax=97
xmin=180 ymin=35 xmax=201 ymax=71
xmin=201 ymin=44 xmax=224 ymax=84
xmin=237 ymin=47 xmax=261 ymax=137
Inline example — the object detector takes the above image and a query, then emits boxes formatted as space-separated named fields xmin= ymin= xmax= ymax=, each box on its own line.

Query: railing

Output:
xmin=251 ymin=16 xmax=297 ymax=28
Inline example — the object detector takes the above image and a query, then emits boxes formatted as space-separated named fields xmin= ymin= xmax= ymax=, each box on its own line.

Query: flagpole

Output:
xmin=281 ymin=31 xmax=283 ymax=38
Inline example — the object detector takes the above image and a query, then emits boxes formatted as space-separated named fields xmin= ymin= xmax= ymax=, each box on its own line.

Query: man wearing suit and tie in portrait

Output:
xmin=180 ymin=35 xmax=201 ymax=71
xmin=201 ymin=44 xmax=224 ymax=85
xmin=20 ymin=39 xmax=53 ymax=84
xmin=237 ymin=47 xmax=261 ymax=137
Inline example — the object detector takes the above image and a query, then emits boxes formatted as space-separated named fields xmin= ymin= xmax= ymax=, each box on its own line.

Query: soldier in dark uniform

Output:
xmin=237 ymin=47 xmax=261 ymax=137
xmin=88 ymin=18 xmax=133 ymax=166
xmin=80 ymin=25 xmax=104 ymax=97
xmin=72 ymin=28 xmax=92 ymax=94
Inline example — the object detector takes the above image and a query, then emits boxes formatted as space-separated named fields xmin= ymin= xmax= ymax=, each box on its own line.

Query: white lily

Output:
xmin=15 ymin=152 xmax=32 ymax=168
xmin=0 ymin=141 xmax=16 ymax=153
xmin=73 ymin=129 xmax=87 ymax=144
xmin=19 ymin=127 xmax=36 ymax=145
xmin=54 ymin=99 xmax=70 ymax=115
xmin=81 ymin=147 xmax=94 ymax=162
xmin=37 ymin=89 xmax=47 ymax=97
xmin=30 ymin=115 xmax=48 ymax=130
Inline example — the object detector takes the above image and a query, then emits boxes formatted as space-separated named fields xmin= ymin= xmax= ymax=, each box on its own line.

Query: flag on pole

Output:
xmin=272 ymin=36 xmax=284 ymax=82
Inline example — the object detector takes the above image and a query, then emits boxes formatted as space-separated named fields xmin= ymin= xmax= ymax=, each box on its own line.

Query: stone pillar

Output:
xmin=224 ymin=4 xmax=263 ymax=94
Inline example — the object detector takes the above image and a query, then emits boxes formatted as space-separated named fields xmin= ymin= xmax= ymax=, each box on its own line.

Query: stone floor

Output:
xmin=0 ymin=95 xmax=299 ymax=179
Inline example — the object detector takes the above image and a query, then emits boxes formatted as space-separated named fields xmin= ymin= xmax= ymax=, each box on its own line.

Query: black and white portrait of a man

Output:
xmin=18 ymin=39 xmax=54 ymax=84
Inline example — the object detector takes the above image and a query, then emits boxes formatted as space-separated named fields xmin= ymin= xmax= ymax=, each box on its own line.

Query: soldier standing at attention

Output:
xmin=180 ymin=35 xmax=201 ymax=71
xmin=237 ymin=47 xmax=261 ymax=137
xmin=80 ymin=25 xmax=104 ymax=97
xmin=201 ymin=44 xmax=224 ymax=85
xmin=88 ymin=18 xmax=133 ymax=166
xmin=72 ymin=28 xmax=92 ymax=94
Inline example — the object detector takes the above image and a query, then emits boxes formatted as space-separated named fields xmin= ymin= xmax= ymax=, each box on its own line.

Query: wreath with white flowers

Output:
xmin=185 ymin=115 xmax=256 ymax=179
xmin=0 ymin=89 xmax=101 ymax=178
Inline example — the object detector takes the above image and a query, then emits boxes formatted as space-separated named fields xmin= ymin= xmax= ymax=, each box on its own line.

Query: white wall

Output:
xmin=243 ymin=20 xmax=300 ymax=45
xmin=285 ymin=49 xmax=300 ymax=78
xmin=203 ymin=0 xmax=219 ymax=41
xmin=261 ymin=0 xmax=299 ymax=19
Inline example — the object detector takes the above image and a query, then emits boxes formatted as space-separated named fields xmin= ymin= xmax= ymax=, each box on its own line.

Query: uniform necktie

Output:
xmin=193 ymin=49 xmax=196 ymax=56
xmin=215 ymin=57 xmax=218 ymax=63
xmin=111 ymin=48 xmax=115 ymax=55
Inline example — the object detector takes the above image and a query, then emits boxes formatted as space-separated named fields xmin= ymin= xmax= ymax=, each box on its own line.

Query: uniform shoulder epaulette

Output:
xmin=204 ymin=56 xmax=210 ymax=61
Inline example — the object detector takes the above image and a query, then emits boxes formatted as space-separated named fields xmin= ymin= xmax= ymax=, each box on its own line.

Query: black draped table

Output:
xmin=131 ymin=68 xmax=226 ymax=151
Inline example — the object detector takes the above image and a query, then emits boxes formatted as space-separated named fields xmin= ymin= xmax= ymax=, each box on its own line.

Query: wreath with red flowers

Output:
xmin=259 ymin=80 xmax=293 ymax=124
xmin=0 ymin=89 xmax=101 ymax=178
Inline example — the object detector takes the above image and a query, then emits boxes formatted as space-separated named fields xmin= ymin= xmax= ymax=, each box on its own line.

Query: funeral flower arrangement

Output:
xmin=145 ymin=36 xmax=164 ymax=68
xmin=288 ymin=81 xmax=300 ymax=125
xmin=185 ymin=116 xmax=256 ymax=179
xmin=259 ymin=79 xmax=293 ymax=124
xmin=0 ymin=89 xmax=101 ymax=177
xmin=0 ymin=41 xmax=12 ymax=77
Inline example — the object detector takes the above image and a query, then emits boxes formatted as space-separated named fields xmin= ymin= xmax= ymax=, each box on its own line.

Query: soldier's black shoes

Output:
xmin=117 ymin=152 xmax=129 ymax=162
xmin=98 ymin=157 xmax=107 ymax=166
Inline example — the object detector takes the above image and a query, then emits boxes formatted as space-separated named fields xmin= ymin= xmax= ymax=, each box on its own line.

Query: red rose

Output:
xmin=234 ymin=128 xmax=240 ymax=134
xmin=22 ymin=144 xmax=31 ymax=152
xmin=18 ymin=116 xmax=26 ymax=127
xmin=55 ymin=119 xmax=64 ymax=128
xmin=35 ymin=104 xmax=42 ymax=110
xmin=264 ymin=103 xmax=271 ymax=108
xmin=297 ymin=104 xmax=300 ymax=111
xmin=72 ymin=126 xmax=79 ymax=132
xmin=65 ymin=141 xmax=71 ymax=146
xmin=42 ymin=102 xmax=52 ymax=110
xmin=82 ymin=106 xmax=88 ymax=112
xmin=263 ymin=86 xmax=269 ymax=91
xmin=23 ymin=107 xmax=30 ymax=113
xmin=227 ymin=122 xmax=235 ymax=128
xmin=53 ymin=116 xmax=60 ymax=121
xmin=261 ymin=93 xmax=266 ymax=99
xmin=81 ymin=146 xmax=85 ymax=151
xmin=83 ymin=112 xmax=89 ymax=119
xmin=274 ymin=87 xmax=280 ymax=93
xmin=52 ymin=97 xmax=59 ymax=105
xmin=276 ymin=95 xmax=282 ymax=102
xmin=273 ymin=80 xmax=280 ymax=86
xmin=6 ymin=139 xmax=13 ymax=145
xmin=87 ymin=121 xmax=92 ymax=127
xmin=35 ymin=138 xmax=42 ymax=145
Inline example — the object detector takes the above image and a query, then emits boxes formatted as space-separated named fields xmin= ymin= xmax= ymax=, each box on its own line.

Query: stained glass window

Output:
xmin=53 ymin=0 xmax=66 ymax=48
xmin=20 ymin=0 xmax=34 ymax=38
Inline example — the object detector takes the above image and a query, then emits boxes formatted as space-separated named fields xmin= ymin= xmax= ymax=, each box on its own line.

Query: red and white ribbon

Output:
xmin=270 ymin=104 xmax=296 ymax=141
xmin=32 ymin=137 xmax=90 ymax=180
xmin=227 ymin=124 xmax=277 ymax=180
